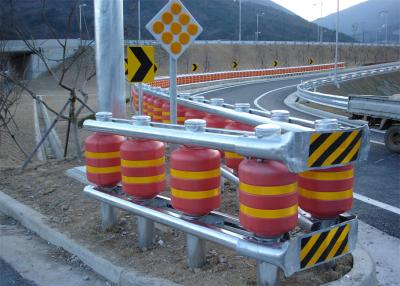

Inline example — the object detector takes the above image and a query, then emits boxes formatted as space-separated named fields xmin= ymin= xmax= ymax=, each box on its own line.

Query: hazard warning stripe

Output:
xmin=300 ymin=224 xmax=350 ymax=269
xmin=307 ymin=130 xmax=362 ymax=168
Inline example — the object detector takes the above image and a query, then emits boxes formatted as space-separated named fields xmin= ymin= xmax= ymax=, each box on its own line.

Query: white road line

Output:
xmin=354 ymin=193 xmax=400 ymax=216
xmin=253 ymin=85 xmax=298 ymax=110
xmin=370 ymin=140 xmax=385 ymax=145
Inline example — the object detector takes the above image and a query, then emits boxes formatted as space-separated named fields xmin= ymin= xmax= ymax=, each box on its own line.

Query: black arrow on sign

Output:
xmin=124 ymin=58 xmax=128 ymax=75
xmin=130 ymin=47 xmax=153 ymax=82
xmin=154 ymin=64 xmax=158 ymax=74
xmin=192 ymin=64 xmax=198 ymax=72
xmin=233 ymin=61 xmax=238 ymax=69
xmin=273 ymin=60 xmax=278 ymax=67
xmin=309 ymin=58 xmax=314 ymax=65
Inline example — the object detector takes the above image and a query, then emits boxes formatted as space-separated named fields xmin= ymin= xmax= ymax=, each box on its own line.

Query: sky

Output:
xmin=270 ymin=0 xmax=368 ymax=21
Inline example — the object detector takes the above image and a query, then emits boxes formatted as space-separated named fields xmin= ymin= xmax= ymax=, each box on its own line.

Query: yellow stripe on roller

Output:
xmin=170 ymin=168 xmax=220 ymax=180
xmin=163 ymin=120 xmax=171 ymax=124
xmin=171 ymin=187 xmax=220 ymax=200
xmin=240 ymin=204 xmax=297 ymax=219
xmin=299 ymin=169 xmax=353 ymax=181
xmin=299 ymin=188 xmax=353 ymax=201
xmin=85 ymin=151 xmax=120 ymax=159
xmin=163 ymin=112 xmax=170 ymax=116
xmin=177 ymin=117 xmax=186 ymax=121
xmin=86 ymin=165 xmax=120 ymax=174
xmin=122 ymin=173 xmax=166 ymax=184
xmin=121 ymin=157 xmax=164 ymax=168
xmin=153 ymin=107 xmax=162 ymax=112
xmin=240 ymin=182 xmax=297 ymax=196
xmin=225 ymin=152 xmax=243 ymax=159
xmin=153 ymin=115 xmax=163 ymax=120
xmin=308 ymin=132 xmax=343 ymax=167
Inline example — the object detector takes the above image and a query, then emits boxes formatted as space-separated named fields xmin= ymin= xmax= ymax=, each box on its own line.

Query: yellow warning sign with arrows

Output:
xmin=127 ymin=46 xmax=155 ymax=83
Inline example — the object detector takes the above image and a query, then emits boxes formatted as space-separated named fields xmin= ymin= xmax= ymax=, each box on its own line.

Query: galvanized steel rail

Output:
xmin=296 ymin=62 xmax=400 ymax=110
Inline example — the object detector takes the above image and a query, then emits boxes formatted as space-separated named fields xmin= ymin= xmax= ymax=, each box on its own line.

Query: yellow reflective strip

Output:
xmin=163 ymin=112 xmax=170 ymax=116
xmin=308 ymin=132 xmax=343 ymax=167
xmin=85 ymin=151 xmax=120 ymax=159
xmin=171 ymin=187 xmax=220 ymax=200
xmin=299 ymin=169 xmax=353 ymax=181
xmin=240 ymin=182 xmax=297 ymax=196
xmin=122 ymin=173 xmax=165 ymax=184
xmin=163 ymin=120 xmax=171 ymax=124
xmin=121 ymin=157 xmax=164 ymax=168
xmin=326 ymin=225 xmax=350 ymax=260
xmin=342 ymin=138 xmax=362 ymax=163
xmin=170 ymin=168 xmax=220 ymax=180
xmin=299 ymin=188 xmax=352 ymax=201
xmin=300 ymin=232 xmax=321 ymax=260
xmin=177 ymin=117 xmax=186 ymax=121
xmin=240 ymin=204 xmax=297 ymax=219
xmin=306 ymin=226 xmax=340 ymax=267
xmin=153 ymin=107 xmax=162 ymax=111
xmin=310 ymin=133 xmax=321 ymax=145
xmin=86 ymin=165 xmax=120 ymax=174
xmin=322 ymin=131 xmax=359 ymax=166
xmin=153 ymin=116 xmax=163 ymax=120
xmin=225 ymin=152 xmax=243 ymax=159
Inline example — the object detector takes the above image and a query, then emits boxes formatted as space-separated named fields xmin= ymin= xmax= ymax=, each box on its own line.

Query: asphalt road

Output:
xmin=0 ymin=258 xmax=37 ymax=286
xmin=195 ymin=73 xmax=400 ymax=238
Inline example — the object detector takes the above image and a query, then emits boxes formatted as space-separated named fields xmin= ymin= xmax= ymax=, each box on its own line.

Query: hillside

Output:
xmin=0 ymin=0 xmax=353 ymax=42
xmin=314 ymin=0 xmax=400 ymax=43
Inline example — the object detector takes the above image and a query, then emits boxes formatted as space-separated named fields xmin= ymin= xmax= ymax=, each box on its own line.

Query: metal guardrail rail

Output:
xmin=296 ymin=62 xmax=400 ymax=110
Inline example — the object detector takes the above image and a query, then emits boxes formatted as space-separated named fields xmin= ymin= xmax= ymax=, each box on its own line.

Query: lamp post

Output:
xmin=334 ymin=0 xmax=339 ymax=84
xmin=255 ymin=12 xmax=264 ymax=41
xmin=79 ymin=3 xmax=87 ymax=46
xmin=138 ymin=0 xmax=141 ymax=41
xmin=379 ymin=10 xmax=389 ymax=44
xmin=313 ymin=1 xmax=323 ymax=42
xmin=233 ymin=0 xmax=242 ymax=41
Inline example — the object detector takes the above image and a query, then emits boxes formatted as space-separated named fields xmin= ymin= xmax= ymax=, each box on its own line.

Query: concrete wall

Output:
xmin=151 ymin=43 xmax=400 ymax=76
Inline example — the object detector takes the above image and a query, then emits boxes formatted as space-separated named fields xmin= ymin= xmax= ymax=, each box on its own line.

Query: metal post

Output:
xmin=138 ymin=84 xmax=143 ymax=115
xmin=256 ymin=261 xmax=279 ymax=286
xmin=94 ymin=0 xmax=126 ymax=118
xmin=138 ymin=0 xmax=141 ymax=42
xmin=256 ymin=14 xmax=259 ymax=41
xmin=169 ymin=57 xmax=178 ymax=125
xmin=101 ymin=202 xmax=117 ymax=230
xmin=186 ymin=234 xmax=206 ymax=269
xmin=239 ymin=0 xmax=242 ymax=41
xmin=334 ymin=0 xmax=339 ymax=84
xmin=137 ymin=216 xmax=154 ymax=249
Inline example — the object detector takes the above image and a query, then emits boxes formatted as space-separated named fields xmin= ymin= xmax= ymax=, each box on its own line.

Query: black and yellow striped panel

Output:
xmin=308 ymin=130 xmax=363 ymax=168
xmin=300 ymin=224 xmax=350 ymax=269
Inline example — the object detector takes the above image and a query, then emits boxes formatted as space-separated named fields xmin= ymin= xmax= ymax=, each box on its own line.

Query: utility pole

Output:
xmin=255 ymin=12 xmax=264 ymax=41
xmin=79 ymin=3 xmax=87 ymax=46
xmin=239 ymin=0 xmax=242 ymax=41
xmin=138 ymin=0 xmax=141 ymax=41
xmin=334 ymin=0 xmax=339 ymax=84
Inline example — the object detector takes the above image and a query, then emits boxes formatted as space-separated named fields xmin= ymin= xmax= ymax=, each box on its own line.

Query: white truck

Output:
xmin=348 ymin=94 xmax=400 ymax=153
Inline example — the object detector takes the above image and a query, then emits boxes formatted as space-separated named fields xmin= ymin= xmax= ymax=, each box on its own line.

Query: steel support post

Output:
xmin=137 ymin=216 xmax=155 ymax=249
xmin=138 ymin=83 xmax=143 ymax=115
xmin=94 ymin=0 xmax=126 ymax=229
xmin=186 ymin=234 xmax=206 ymax=269
xmin=256 ymin=261 xmax=279 ymax=286
xmin=100 ymin=201 xmax=117 ymax=231
xmin=169 ymin=56 xmax=178 ymax=125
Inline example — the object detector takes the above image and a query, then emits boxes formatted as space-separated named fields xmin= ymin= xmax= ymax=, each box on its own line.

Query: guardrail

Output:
xmin=296 ymin=62 xmax=400 ymax=110
xmin=148 ymin=62 xmax=346 ymax=88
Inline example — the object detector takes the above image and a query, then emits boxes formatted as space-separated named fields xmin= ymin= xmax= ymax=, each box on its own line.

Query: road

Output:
xmin=194 ymin=72 xmax=400 ymax=238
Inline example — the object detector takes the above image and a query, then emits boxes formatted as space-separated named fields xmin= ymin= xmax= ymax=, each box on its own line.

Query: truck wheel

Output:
xmin=384 ymin=125 xmax=400 ymax=153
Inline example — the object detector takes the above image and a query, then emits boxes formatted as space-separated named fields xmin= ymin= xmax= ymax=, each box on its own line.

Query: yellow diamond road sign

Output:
xmin=146 ymin=0 xmax=203 ymax=60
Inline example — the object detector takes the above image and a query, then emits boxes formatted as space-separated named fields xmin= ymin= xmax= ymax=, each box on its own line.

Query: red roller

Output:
xmin=152 ymin=98 xmax=165 ymax=122
xmin=239 ymin=159 xmax=298 ymax=238
xmin=85 ymin=112 xmax=125 ymax=187
xmin=162 ymin=102 xmax=186 ymax=124
xmin=120 ymin=116 xmax=166 ymax=199
xmin=224 ymin=103 xmax=255 ymax=172
xmin=298 ymin=165 xmax=353 ymax=219
xmin=185 ymin=96 xmax=207 ymax=120
xmin=170 ymin=120 xmax=221 ymax=216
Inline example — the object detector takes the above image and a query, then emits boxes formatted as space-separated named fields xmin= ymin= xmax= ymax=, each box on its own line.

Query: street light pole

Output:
xmin=379 ymin=10 xmax=389 ymax=44
xmin=255 ymin=12 xmax=264 ymax=41
xmin=334 ymin=0 xmax=339 ymax=84
xmin=79 ymin=3 xmax=87 ymax=46
xmin=138 ymin=0 xmax=141 ymax=41
xmin=239 ymin=0 xmax=242 ymax=41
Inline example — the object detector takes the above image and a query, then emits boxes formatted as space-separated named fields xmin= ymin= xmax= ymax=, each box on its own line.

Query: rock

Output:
xmin=61 ymin=205 xmax=69 ymax=211
xmin=218 ymin=255 xmax=227 ymax=264
xmin=83 ymin=275 xmax=90 ymax=281
xmin=158 ymin=239 xmax=165 ymax=247
xmin=26 ymin=236 xmax=33 ymax=240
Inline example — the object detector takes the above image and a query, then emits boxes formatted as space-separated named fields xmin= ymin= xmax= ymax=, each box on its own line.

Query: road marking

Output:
xmin=354 ymin=193 xmax=400 ymax=216
xmin=370 ymin=140 xmax=385 ymax=145
xmin=253 ymin=84 xmax=298 ymax=110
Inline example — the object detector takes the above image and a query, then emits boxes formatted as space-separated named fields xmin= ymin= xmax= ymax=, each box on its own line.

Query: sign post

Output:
xmin=146 ymin=0 xmax=202 ymax=124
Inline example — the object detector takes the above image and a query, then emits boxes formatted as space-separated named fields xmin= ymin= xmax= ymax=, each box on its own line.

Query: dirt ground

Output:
xmin=0 ymin=159 xmax=352 ymax=286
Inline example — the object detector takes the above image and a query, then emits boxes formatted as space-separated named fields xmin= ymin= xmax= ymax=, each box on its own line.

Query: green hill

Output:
xmin=0 ymin=0 xmax=354 ymax=42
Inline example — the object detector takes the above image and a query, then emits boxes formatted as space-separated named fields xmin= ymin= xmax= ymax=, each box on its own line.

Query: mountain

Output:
xmin=314 ymin=0 xmax=400 ymax=43
xmin=244 ymin=0 xmax=295 ymax=15
xmin=1 ymin=0 xmax=353 ymax=42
